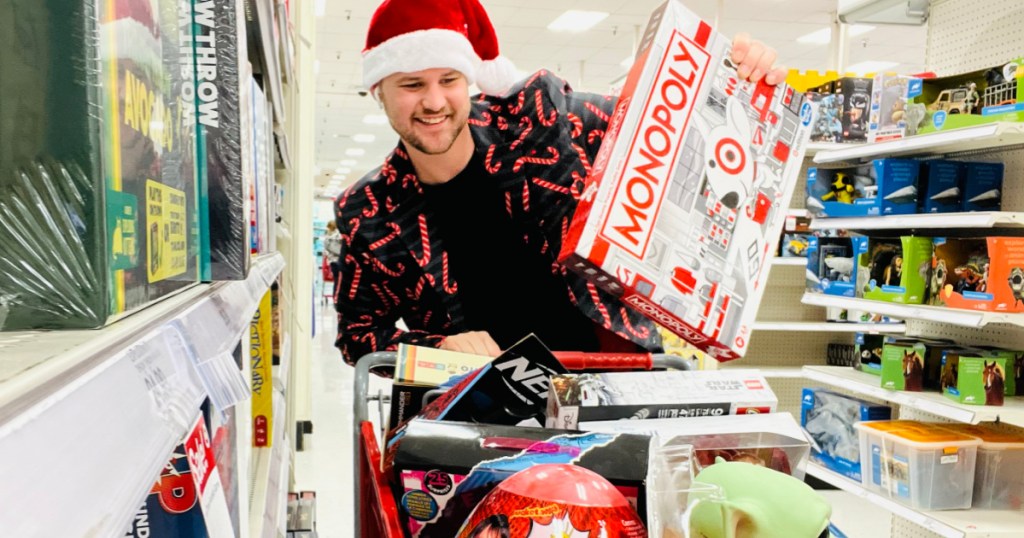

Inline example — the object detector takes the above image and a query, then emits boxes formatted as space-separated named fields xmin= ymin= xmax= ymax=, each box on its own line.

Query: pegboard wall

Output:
xmin=950 ymin=147 xmax=1024 ymax=211
xmin=891 ymin=517 xmax=945 ymax=538
xmin=740 ymin=331 xmax=852 ymax=367
xmin=926 ymin=0 xmax=1024 ymax=76
xmin=905 ymin=319 xmax=1024 ymax=350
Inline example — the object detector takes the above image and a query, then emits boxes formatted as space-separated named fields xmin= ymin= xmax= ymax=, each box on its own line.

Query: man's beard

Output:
xmin=395 ymin=111 xmax=468 ymax=155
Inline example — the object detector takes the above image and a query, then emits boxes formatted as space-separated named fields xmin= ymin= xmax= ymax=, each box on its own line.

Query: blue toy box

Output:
xmin=962 ymin=162 xmax=1003 ymax=212
xmin=920 ymin=161 xmax=963 ymax=213
xmin=806 ymin=236 xmax=868 ymax=297
xmin=807 ymin=159 xmax=920 ymax=218
xmin=801 ymin=388 xmax=892 ymax=482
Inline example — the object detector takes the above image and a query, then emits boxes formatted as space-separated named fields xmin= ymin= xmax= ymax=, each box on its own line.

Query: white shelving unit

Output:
xmin=771 ymin=257 xmax=808 ymax=266
xmin=0 ymin=253 xmax=284 ymax=538
xmin=809 ymin=212 xmax=1024 ymax=231
xmin=807 ymin=463 xmax=1024 ymax=538
xmin=753 ymin=321 xmax=906 ymax=333
xmin=812 ymin=122 xmax=1024 ymax=163
xmin=803 ymin=365 xmax=1024 ymax=426
xmin=802 ymin=293 xmax=1024 ymax=329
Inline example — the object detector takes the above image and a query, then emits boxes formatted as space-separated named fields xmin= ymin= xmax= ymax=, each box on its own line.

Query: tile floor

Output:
xmin=293 ymin=307 xmax=890 ymax=538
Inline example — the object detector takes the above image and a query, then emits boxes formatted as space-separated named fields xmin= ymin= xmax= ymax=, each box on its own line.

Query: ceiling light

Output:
xmin=363 ymin=114 xmax=388 ymax=125
xmin=339 ymin=159 xmax=357 ymax=166
xmin=335 ymin=167 xmax=351 ymax=174
xmin=352 ymin=134 xmax=376 ymax=143
xmin=846 ymin=60 xmax=898 ymax=74
xmin=547 ymin=10 xmax=609 ymax=33
xmin=797 ymin=24 xmax=876 ymax=45
xmin=346 ymin=148 xmax=366 ymax=157
xmin=332 ymin=174 xmax=346 ymax=180
xmin=315 ymin=0 xmax=325 ymax=17
xmin=314 ymin=60 xmax=320 ymax=75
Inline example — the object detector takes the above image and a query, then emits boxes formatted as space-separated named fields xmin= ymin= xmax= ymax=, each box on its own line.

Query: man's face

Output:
xmin=378 ymin=68 xmax=471 ymax=156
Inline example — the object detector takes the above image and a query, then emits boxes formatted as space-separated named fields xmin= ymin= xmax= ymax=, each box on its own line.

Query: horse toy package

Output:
xmin=560 ymin=0 xmax=815 ymax=361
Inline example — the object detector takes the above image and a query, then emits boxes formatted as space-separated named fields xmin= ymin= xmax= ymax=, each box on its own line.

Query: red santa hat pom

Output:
xmin=362 ymin=0 xmax=520 ymax=95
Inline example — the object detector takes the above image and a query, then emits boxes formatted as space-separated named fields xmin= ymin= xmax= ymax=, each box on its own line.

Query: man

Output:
xmin=322 ymin=220 xmax=343 ymax=285
xmin=334 ymin=0 xmax=788 ymax=364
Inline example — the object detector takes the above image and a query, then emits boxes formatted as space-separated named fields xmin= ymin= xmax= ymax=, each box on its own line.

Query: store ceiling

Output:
xmin=312 ymin=0 xmax=928 ymax=196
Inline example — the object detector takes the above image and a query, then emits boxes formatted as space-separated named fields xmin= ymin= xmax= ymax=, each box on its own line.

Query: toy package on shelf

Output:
xmin=189 ymin=0 xmax=252 ymax=280
xmin=868 ymin=75 xmax=925 ymax=143
xmin=854 ymin=333 xmax=886 ymax=375
xmin=880 ymin=337 xmax=955 ymax=392
xmin=962 ymin=162 xmax=1004 ymax=212
xmin=584 ymin=412 xmax=811 ymax=478
xmin=805 ymin=236 xmax=867 ymax=297
xmin=916 ymin=58 xmax=1023 ymax=134
xmin=919 ymin=161 xmax=964 ymax=213
xmin=806 ymin=159 xmax=919 ymax=218
xmin=546 ymin=369 xmax=777 ymax=429
xmin=938 ymin=423 xmax=1024 ymax=510
xmin=389 ymin=419 xmax=650 ymax=537
xmin=855 ymin=421 xmax=982 ymax=510
xmin=857 ymin=236 xmax=933 ymax=304
xmin=940 ymin=348 xmax=1011 ymax=406
xmin=801 ymin=389 xmax=892 ymax=481
xmin=559 ymin=0 xmax=815 ymax=362
xmin=834 ymin=77 xmax=873 ymax=142
xmin=930 ymin=237 xmax=1024 ymax=313
xmin=807 ymin=82 xmax=843 ymax=143
xmin=0 ymin=0 xmax=200 ymax=331
xmin=781 ymin=233 xmax=812 ymax=258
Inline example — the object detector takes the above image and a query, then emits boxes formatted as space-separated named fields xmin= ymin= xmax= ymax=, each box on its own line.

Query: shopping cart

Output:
xmin=352 ymin=350 xmax=692 ymax=537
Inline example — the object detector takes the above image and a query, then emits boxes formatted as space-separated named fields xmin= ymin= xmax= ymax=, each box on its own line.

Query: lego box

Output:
xmin=560 ymin=0 xmax=814 ymax=362
xmin=834 ymin=77 xmax=873 ymax=142
xmin=930 ymin=237 xmax=1024 ymax=313
xmin=546 ymin=369 xmax=777 ymax=430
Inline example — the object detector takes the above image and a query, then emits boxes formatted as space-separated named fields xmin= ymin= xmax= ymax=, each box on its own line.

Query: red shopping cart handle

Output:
xmin=552 ymin=352 xmax=653 ymax=371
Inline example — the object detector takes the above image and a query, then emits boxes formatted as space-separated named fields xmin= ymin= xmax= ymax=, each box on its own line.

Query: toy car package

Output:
xmin=559 ymin=0 xmax=815 ymax=362
xmin=546 ymin=369 xmax=777 ymax=429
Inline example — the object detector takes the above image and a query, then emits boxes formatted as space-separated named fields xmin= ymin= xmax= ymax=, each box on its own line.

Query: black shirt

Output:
xmin=421 ymin=152 xmax=600 ymax=352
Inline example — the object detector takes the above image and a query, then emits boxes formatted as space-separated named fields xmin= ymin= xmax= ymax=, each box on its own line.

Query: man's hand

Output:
xmin=440 ymin=331 xmax=502 ymax=357
xmin=731 ymin=33 xmax=788 ymax=86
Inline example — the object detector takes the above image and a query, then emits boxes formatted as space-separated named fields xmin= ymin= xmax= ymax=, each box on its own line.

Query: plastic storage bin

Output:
xmin=855 ymin=421 xmax=981 ymax=510
xmin=939 ymin=423 xmax=1024 ymax=510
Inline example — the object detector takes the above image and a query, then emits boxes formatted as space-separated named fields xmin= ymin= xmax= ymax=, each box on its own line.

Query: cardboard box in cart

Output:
xmin=559 ymin=0 xmax=814 ymax=361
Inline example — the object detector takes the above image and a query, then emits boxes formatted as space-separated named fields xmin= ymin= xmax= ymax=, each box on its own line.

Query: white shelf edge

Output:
xmin=812 ymin=122 xmax=1024 ymax=163
xmin=788 ymin=208 xmax=809 ymax=218
xmin=809 ymin=212 xmax=1024 ymax=231
xmin=800 ymin=293 xmax=1024 ymax=329
xmin=806 ymin=463 xmax=964 ymax=538
xmin=0 ymin=253 xmax=285 ymax=538
xmin=753 ymin=322 xmax=906 ymax=333
xmin=771 ymin=257 xmax=808 ymax=266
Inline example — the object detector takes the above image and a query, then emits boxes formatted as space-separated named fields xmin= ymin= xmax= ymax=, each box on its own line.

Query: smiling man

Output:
xmin=333 ymin=0 xmax=788 ymax=364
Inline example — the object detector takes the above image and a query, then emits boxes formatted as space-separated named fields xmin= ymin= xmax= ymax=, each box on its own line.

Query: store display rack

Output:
xmin=771 ymin=257 xmax=808 ymax=266
xmin=807 ymin=462 xmax=1024 ymax=538
xmin=753 ymin=321 xmax=906 ymax=333
xmin=809 ymin=212 xmax=1024 ymax=231
xmin=0 ymin=253 xmax=284 ymax=538
xmin=813 ymin=122 xmax=1024 ymax=164
xmin=801 ymin=293 xmax=1024 ymax=329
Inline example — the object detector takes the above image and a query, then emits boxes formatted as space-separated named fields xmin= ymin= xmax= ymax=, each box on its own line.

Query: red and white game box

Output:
xmin=560 ymin=0 xmax=815 ymax=361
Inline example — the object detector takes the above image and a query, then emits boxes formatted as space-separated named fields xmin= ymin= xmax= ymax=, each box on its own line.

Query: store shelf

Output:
xmin=802 ymin=293 xmax=1024 ymax=329
xmin=809 ymin=212 xmax=1024 ymax=231
xmin=813 ymin=122 xmax=1024 ymax=164
xmin=753 ymin=321 xmax=906 ymax=333
xmin=806 ymin=142 xmax=849 ymax=156
xmin=803 ymin=365 xmax=1024 ymax=426
xmin=250 ymin=391 xmax=290 ymax=538
xmin=788 ymin=209 xmax=809 ymax=218
xmin=771 ymin=257 xmax=808 ymax=266
xmin=807 ymin=462 xmax=1024 ymax=538
xmin=0 ymin=253 xmax=284 ymax=538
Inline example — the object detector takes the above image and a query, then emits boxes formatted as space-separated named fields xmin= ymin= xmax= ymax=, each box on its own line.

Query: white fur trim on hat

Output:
xmin=362 ymin=29 xmax=481 ymax=89
xmin=476 ymin=55 xmax=519 ymax=96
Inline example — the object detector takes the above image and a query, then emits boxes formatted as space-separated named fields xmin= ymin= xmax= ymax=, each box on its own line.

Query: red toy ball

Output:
xmin=456 ymin=464 xmax=647 ymax=537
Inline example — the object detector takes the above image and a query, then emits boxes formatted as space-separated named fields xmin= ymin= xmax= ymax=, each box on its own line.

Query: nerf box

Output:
xmin=584 ymin=412 xmax=811 ymax=478
xmin=559 ymin=0 xmax=814 ymax=362
xmin=801 ymin=388 xmax=892 ymax=481
xmin=919 ymin=161 xmax=964 ymax=213
xmin=805 ymin=236 xmax=867 ymax=297
xmin=546 ymin=369 xmax=777 ymax=429
xmin=917 ymin=58 xmax=1024 ymax=134
xmin=806 ymin=159 xmax=919 ymax=218
xmin=930 ymin=237 xmax=1024 ymax=313
xmin=835 ymin=77 xmax=873 ymax=142
xmin=857 ymin=236 xmax=933 ymax=304
xmin=390 ymin=419 xmax=650 ymax=537
xmin=0 ymin=0 xmax=200 ymax=330
xmin=962 ymin=162 xmax=1004 ymax=212
xmin=869 ymin=75 xmax=925 ymax=143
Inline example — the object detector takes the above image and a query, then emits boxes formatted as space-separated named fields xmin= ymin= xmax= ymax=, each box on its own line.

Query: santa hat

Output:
xmin=362 ymin=0 xmax=519 ymax=96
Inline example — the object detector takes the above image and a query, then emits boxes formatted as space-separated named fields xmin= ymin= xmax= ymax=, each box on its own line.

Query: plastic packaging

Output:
xmin=938 ymin=423 xmax=1024 ymax=510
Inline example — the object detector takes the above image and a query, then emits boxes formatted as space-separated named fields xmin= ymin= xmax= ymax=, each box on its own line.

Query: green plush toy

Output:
xmin=689 ymin=457 xmax=831 ymax=538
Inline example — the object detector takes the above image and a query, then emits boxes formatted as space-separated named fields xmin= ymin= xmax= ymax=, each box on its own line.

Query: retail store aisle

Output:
xmin=293 ymin=306 xmax=387 ymax=537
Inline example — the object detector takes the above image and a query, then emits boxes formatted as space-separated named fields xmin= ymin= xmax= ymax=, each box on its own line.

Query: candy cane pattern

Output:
xmin=584 ymin=101 xmax=612 ymax=123
xmin=571 ymin=143 xmax=592 ymax=176
xmin=423 ymin=311 xmax=432 ymax=326
xmin=510 ymin=116 xmax=533 ymax=150
xmin=497 ymin=116 xmax=509 ymax=131
xmin=413 ymin=213 xmax=431 ymax=267
xmin=587 ymin=282 xmax=613 ymax=328
xmin=484 ymin=144 xmax=503 ymax=174
xmin=347 ymin=315 xmax=375 ymax=330
xmin=441 ymin=252 xmax=458 ymax=294
xmin=521 ymin=182 xmax=530 ymax=213
xmin=359 ymin=332 xmax=378 ymax=351
xmin=587 ymin=129 xmax=605 ymax=145
xmin=535 ymin=89 xmax=557 ymax=127
xmin=369 ymin=222 xmax=401 ymax=251
xmin=619 ymin=307 xmax=651 ymax=339
xmin=394 ymin=147 xmax=409 ymax=160
xmin=346 ymin=255 xmax=361 ymax=300
xmin=508 ymin=90 xmax=526 ymax=115
xmin=468 ymin=111 xmax=491 ymax=127
xmin=524 ymin=69 xmax=547 ymax=88
xmin=504 ymin=191 xmax=513 ymax=217
xmin=370 ymin=257 xmax=404 ymax=278
xmin=531 ymin=177 xmax=570 ymax=195
xmin=513 ymin=146 xmax=559 ymax=172
xmin=385 ymin=196 xmax=397 ymax=213
xmin=379 ymin=282 xmax=402 ymax=306
xmin=567 ymin=112 xmax=583 ymax=138
xmin=362 ymin=187 xmax=379 ymax=217
xmin=402 ymin=173 xmax=423 ymax=194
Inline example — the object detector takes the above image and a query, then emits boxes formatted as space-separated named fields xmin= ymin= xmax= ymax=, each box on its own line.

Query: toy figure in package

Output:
xmin=859 ymin=237 xmax=932 ymax=304
xmin=932 ymin=237 xmax=1024 ymax=313
xmin=560 ymin=0 xmax=815 ymax=362
xmin=835 ymin=77 xmax=873 ymax=142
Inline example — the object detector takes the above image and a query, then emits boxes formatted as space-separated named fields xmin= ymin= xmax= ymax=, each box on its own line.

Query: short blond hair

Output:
xmin=326 ymin=220 xmax=337 ymax=232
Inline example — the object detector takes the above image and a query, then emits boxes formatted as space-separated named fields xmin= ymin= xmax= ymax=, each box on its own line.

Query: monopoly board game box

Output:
xmin=559 ymin=0 xmax=815 ymax=362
